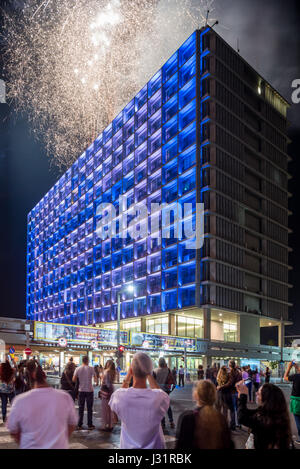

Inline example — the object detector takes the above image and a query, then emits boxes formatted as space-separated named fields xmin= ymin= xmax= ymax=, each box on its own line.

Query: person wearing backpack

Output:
xmin=153 ymin=357 xmax=176 ymax=430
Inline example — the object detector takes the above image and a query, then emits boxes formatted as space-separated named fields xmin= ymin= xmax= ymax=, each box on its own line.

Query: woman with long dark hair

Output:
xmin=100 ymin=360 xmax=116 ymax=432
xmin=237 ymin=381 xmax=292 ymax=449
xmin=176 ymin=380 xmax=233 ymax=449
xmin=7 ymin=359 xmax=77 ymax=449
xmin=0 ymin=360 xmax=15 ymax=422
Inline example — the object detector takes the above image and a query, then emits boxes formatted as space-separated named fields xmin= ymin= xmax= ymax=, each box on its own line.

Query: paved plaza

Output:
xmin=0 ymin=383 xmax=298 ymax=450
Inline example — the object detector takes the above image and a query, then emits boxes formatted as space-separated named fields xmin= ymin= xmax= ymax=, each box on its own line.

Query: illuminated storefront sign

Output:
xmin=34 ymin=321 xmax=128 ymax=347
xmin=34 ymin=321 xmax=208 ymax=353
xmin=131 ymin=332 xmax=208 ymax=353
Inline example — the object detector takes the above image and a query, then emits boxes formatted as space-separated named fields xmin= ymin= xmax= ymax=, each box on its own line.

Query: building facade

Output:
xmin=26 ymin=27 xmax=291 ymax=366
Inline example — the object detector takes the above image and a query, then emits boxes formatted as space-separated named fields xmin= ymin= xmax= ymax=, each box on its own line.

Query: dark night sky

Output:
xmin=0 ymin=0 xmax=300 ymax=334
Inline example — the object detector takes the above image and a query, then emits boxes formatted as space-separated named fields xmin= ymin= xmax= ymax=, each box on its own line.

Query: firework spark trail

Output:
xmin=2 ymin=0 xmax=214 ymax=170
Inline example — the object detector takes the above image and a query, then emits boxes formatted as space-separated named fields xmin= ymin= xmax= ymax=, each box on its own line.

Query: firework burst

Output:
xmin=2 ymin=0 xmax=214 ymax=169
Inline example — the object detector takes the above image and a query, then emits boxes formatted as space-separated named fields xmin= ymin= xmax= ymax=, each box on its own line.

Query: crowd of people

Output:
xmin=0 ymin=355 xmax=299 ymax=449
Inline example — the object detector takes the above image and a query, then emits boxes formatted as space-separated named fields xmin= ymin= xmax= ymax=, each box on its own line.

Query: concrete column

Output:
xmin=141 ymin=317 xmax=146 ymax=333
xmin=278 ymin=321 xmax=285 ymax=348
xmin=169 ymin=314 xmax=176 ymax=336
xmin=203 ymin=307 xmax=211 ymax=341
xmin=59 ymin=351 xmax=64 ymax=377
xmin=240 ymin=315 xmax=260 ymax=346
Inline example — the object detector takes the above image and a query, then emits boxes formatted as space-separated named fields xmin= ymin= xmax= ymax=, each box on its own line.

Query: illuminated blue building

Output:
xmin=27 ymin=26 xmax=290 ymax=360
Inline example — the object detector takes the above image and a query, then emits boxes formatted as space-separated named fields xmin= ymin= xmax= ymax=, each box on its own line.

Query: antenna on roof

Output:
xmin=211 ymin=20 xmax=219 ymax=29
xmin=205 ymin=10 xmax=210 ymax=26
xmin=237 ymin=38 xmax=240 ymax=53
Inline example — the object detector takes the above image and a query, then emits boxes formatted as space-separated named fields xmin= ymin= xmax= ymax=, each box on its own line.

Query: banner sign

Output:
xmin=34 ymin=322 xmax=128 ymax=347
xmin=131 ymin=332 xmax=208 ymax=353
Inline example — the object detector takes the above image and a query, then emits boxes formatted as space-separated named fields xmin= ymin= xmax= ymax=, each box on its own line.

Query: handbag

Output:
xmin=245 ymin=432 xmax=255 ymax=449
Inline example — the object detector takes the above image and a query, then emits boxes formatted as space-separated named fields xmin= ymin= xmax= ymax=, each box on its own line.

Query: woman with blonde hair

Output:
xmin=216 ymin=365 xmax=230 ymax=418
xmin=176 ymin=379 xmax=233 ymax=449
xmin=99 ymin=360 xmax=116 ymax=432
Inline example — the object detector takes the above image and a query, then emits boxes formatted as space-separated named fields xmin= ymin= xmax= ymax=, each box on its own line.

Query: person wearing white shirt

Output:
xmin=7 ymin=360 xmax=77 ymax=449
xmin=72 ymin=355 xmax=96 ymax=430
xmin=109 ymin=352 xmax=170 ymax=449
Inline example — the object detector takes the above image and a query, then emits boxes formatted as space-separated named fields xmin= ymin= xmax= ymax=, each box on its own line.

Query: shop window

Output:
xmin=122 ymin=320 xmax=141 ymax=333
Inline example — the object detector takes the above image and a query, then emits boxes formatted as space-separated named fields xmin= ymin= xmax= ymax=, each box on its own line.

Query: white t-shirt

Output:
xmin=7 ymin=387 xmax=78 ymax=449
xmin=109 ymin=387 xmax=170 ymax=449
xmin=73 ymin=365 xmax=95 ymax=392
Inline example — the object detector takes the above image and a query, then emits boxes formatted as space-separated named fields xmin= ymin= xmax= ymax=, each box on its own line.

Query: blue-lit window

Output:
xmin=112 ymin=250 xmax=122 ymax=269
xmin=163 ymin=73 xmax=178 ymax=104
xmin=148 ymin=70 xmax=162 ymax=98
xmin=180 ymin=54 xmax=196 ymax=88
xmin=124 ymin=135 xmax=135 ymax=157
xmin=162 ymin=136 xmax=177 ymax=164
xmin=113 ymin=129 xmax=123 ymax=151
xmin=102 ymin=257 xmax=111 ymax=273
xmin=123 ymin=154 xmax=134 ymax=176
xmin=179 ymin=285 xmax=195 ymax=308
xmin=112 ymin=164 xmax=122 ymax=184
xmin=136 ymin=104 xmax=147 ymax=129
xmin=123 ymin=246 xmax=133 ymax=264
xmin=123 ymin=171 xmax=134 ymax=193
xmin=135 ymin=259 xmax=147 ymax=278
xmin=135 ymin=161 xmax=147 ymax=184
xmin=179 ymin=191 xmax=196 ymax=218
xmin=162 ymin=246 xmax=178 ymax=268
xmin=148 ymin=129 xmax=161 ymax=155
xmin=163 ymin=158 xmax=178 ymax=184
xmin=136 ymin=123 xmax=147 ymax=148
xmin=179 ymin=100 xmax=196 ymax=131
xmin=102 ymin=274 xmax=111 ymax=290
xmin=163 ymin=52 xmax=178 ymax=83
xmin=112 ymin=268 xmax=122 ymax=286
xmin=148 ymin=150 xmax=161 ymax=174
xmin=179 ymin=77 xmax=196 ymax=109
xmin=123 ymin=100 xmax=134 ymax=123
xmin=135 ymin=297 xmax=147 ymax=315
xmin=135 ymin=85 xmax=147 ymax=111
xmin=179 ymin=32 xmax=196 ymax=67
xmin=163 ymin=95 xmax=178 ymax=124
xmin=148 ymin=273 xmax=161 ymax=294
xmin=179 ymin=167 xmax=196 ymax=196
xmin=162 ymin=289 xmax=177 ymax=311
xmin=113 ymin=146 xmax=123 ymax=167
xmin=148 ymin=294 xmax=161 ymax=314
xmin=179 ymin=145 xmax=196 ymax=174
xmin=163 ymin=115 xmax=178 ymax=144
xmin=135 ymin=142 xmax=148 ymax=166
xmin=178 ymin=261 xmax=195 ymax=286
xmin=148 ymin=90 xmax=162 ymax=117
xmin=103 ymin=124 xmax=112 ymax=143
xmin=162 ymin=180 xmax=178 ymax=204
xmin=122 ymin=301 xmax=133 ymax=317
xmin=179 ymin=122 xmax=196 ymax=153
xmin=135 ymin=238 xmax=147 ymax=259
xmin=123 ymin=264 xmax=133 ymax=282
xmin=148 ymin=170 xmax=161 ymax=194
xmin=148 ymin=110 xmax=161 ymax=136
xmin=113 ymin=112 xmax=123 ymax=134
xmin=147 ymin=252 xmax=161 ymax=273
